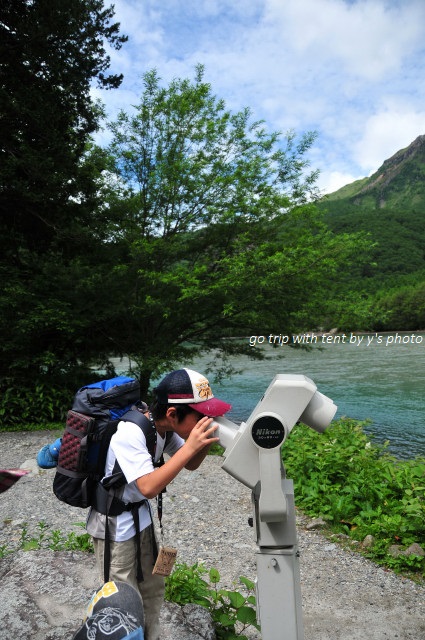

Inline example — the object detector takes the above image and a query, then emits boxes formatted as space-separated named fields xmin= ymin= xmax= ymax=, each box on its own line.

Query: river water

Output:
xmin=111 ymin=332 xmax=425 ymax=460
xmin=207 ymin=332 xmax=425 ymax=460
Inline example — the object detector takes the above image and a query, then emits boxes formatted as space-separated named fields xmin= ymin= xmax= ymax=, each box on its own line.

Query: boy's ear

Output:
xmin=165 ymin=406 xmax=178 ymax=423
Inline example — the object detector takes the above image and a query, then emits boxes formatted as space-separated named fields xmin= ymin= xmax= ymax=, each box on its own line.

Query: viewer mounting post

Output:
xmin=214 ymin=374 xmax=337 ymax=640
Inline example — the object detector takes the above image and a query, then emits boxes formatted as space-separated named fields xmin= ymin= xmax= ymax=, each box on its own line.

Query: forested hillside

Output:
xmin=318 ymin=135 xmax=425 ymax=331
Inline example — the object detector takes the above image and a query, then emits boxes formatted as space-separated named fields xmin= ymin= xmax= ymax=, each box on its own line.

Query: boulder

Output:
xmin=387 ymin=542 xmax=425 ymax=559
xmin=161 ymin=602 xmax=216 ymax=640
xmin=404 ymin=543 xmax=425 ymax=557
xmin=362 ymin=534 xmax=375 ymax=549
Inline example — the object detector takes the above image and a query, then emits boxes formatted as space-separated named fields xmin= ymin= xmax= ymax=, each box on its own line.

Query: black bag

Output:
xmin=53 ymin=376 xmax=153 ymax=508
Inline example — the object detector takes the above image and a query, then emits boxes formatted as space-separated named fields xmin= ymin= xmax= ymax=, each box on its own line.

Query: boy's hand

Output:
xmin=186 ymin=416 xmax=219 ymax=454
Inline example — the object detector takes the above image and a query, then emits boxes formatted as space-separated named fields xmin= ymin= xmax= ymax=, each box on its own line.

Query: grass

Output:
xmin=0 ymin=521 xmax=93 ymax=558
xmin=0 ymin=422 xmax=64 ymax=433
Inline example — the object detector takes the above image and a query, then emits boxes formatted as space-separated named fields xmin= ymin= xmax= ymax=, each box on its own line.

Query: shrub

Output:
xmin=165 ymin=562 xmax=259 ymax=639
xmin=283 ymin=418 xmax=425 ymax=577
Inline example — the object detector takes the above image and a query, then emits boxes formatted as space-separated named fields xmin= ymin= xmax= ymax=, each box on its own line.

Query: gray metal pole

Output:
xmin=253 ymin=478 xmax=304 ymax=640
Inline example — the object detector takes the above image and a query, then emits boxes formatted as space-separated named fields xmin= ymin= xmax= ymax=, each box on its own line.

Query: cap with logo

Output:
xmin=72 ymin=581 xmax=144 ymax=640
xmin=154 ymin=368 xmax=232 ymax=417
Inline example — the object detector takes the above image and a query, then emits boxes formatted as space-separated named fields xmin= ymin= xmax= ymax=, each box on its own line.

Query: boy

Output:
xmin=86 ymin=368 xmax=232 ymax=640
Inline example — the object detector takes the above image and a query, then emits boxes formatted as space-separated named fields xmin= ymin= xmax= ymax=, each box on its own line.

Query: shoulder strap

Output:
xmin=100 ymin=408 xmax=160 ymax=584
xmin=121 ymin=408 xmax=170 ymax=538
xmin=122 ymin=408 xmax=173 ymax=468
xmin=121 ymin=408 xmax=157 ymax=458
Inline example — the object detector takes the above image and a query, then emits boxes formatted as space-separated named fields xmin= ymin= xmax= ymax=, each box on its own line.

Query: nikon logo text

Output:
xmin=256 ymin=429 xmax=281 ymax=436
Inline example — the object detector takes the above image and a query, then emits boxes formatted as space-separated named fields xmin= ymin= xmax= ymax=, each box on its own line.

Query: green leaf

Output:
xmin=217 ymin=612 xmax=236 ymax=627
xmin=227 ymin=591 xmax=246 ymax=609
xmin=239 ymin=575 xmax=255 ymax=590
xmin=209 ymin=567 xmax=221 ymax=584
xmin=236 ymin=606 xmax=257 ymax=625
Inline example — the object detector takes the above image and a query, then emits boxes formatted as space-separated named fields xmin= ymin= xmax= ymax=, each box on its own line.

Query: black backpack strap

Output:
xmin=96 ymin=408 xmax=158 ymax=501
xmin=103 ymin=505 xmax=112 ymax=584
xmin=120 ymin=407 xmax=168 ymax=526
xmin=94 ymin=481 xmax=148 ymax=583
xmin=121 ymin=408 xmax=157 ymax=450
xmin=102 ymin=501 xmax=147 ymax=583
xmin=155 ymin=432 xmax=172 ymax=535
xmin=103 ymin=502 xmax=149 ymax=583
xmin=97 ymin=408 xmax=163 ymax=583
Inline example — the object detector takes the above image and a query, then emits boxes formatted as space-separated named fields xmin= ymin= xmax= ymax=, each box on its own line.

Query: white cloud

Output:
xmin=354 ymin=103 xmax=425 ymax=173
xmin=93 ymin=0 xmax=425 ymax=190
xmin=264 ymin=0 xmax=425 ymax=79
xmin=318 ymin=170 xmax=363 ymax=194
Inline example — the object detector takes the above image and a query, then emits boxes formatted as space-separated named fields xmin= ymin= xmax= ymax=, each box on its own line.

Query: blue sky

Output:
xmin=92 ymin=0 xmax=425 ymax=194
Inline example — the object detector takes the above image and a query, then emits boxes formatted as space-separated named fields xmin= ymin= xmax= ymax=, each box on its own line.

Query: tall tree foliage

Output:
xmin=1 ymin=0 xmax=126 ymax=239
xmin=99 ymin=67 xmax=367 ymax=394
xmin=0 ymin=0 xmax=126 ymax=412
xmin=1 ymin=36 xmax=369 ymax=425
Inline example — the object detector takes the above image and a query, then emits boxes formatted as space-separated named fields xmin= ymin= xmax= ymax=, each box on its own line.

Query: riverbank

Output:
xmin=1 ymin=429 xmax=425 ymax=638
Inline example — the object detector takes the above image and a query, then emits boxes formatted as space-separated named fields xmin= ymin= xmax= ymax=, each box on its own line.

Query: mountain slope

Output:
xmin=317 ymin=135 xmax=425 ymax=331
xmin=325 ymin=134 xmax=425 ymax=210
xmin=320 ymin=135 xmax=425 ymax=278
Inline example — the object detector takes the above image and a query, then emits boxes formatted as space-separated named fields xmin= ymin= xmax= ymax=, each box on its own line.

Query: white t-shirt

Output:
xmin=86 ymin=420 xmax=184 ymax=541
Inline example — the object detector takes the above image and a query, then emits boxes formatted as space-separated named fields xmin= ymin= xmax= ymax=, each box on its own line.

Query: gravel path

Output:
xmin=1 ymin=429 xmax=425 ymax=639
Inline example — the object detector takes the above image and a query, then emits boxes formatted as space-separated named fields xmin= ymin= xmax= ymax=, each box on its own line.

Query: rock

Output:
xmin=0 ymin=549 xmax=214 ymax=639
xmin=0 ymin=549 xmax=98 ymax=639
xmin=306 ymin=518 xmax=326 ymax=531
xmin=362 ymin=535 xmax=375 ymax=548
xmin=404 ymin=543 xmax=425 ymax=557
xmin=182 ymin=604 xmax=216 ymax=640
xmin=161 ymin=602 xmax=215 ymax=640
xmin=388 ymin=543 xmax=425 ymax=559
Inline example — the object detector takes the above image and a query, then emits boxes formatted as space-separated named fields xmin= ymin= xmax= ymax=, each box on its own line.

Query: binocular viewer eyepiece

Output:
xmin=213 ymin=374 xmax=337 ymax=491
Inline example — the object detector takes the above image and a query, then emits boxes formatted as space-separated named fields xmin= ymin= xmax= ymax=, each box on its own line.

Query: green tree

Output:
xmin=372 ymin=278 xmax=425 ymax=331
xmin=97 ymin=66 xmax=368 ymax=394
xmin=0 ymin=0 xmax=127 ymax=418
xmin=1 ymin=0 xmax=127 ymax=237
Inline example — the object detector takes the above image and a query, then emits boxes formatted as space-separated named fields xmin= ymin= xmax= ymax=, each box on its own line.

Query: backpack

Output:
xmin=53 ymin=376 xmax=154 ymax=509
xmin=53 ymin=375 xmax=169 ymax=582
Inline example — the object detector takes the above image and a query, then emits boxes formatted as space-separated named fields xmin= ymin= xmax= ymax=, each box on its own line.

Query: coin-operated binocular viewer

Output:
xmin=213 ymin=374 xmax=337 ymax=640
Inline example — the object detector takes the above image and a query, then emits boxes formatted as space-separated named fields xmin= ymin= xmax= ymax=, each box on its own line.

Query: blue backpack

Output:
xmin=53 ymin=376 xmax=154 ymax=509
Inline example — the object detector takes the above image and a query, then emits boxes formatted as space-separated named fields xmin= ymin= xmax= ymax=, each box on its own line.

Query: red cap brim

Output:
xmin=188 ymin=398 xmax=232 ymax=417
